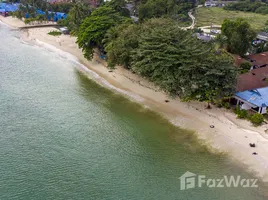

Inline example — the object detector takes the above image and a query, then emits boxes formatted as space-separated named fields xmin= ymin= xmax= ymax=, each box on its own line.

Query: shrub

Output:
xmin=215 ymin=100 xmax=223 ymax=108
xmin=250 ymin=113 xmax=264 ymax=126
xmin=238 ymin=109 xmax=248 ymax=119
xmin=234 ymin=106 xmax=248 ymax=119
xmin=24 ymin=18 xmax=31 ymax=25
xmin=57 ymin=19 xmax=68 ymax=27
xmin=223 ymin=102 xmax=231 ymax=109
xmin=215 ymin=100 xmax=231 ymax=109
xmin=48 ymin=31 xmax=62 ymax=36
xmin=239 ymin=62 xmax=251 ymax=74
xmin=234 ymin=106 xmax=240 ymax=114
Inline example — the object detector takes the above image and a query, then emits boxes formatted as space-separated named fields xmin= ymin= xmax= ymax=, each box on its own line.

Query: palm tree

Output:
xmin=67 ymin=3 xmax=91 ymax=34
xmin=214 ymin=34 xmax=228 ymax=50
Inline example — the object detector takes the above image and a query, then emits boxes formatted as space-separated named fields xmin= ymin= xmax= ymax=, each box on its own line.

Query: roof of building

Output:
xmin=233 ymin=55 xmax=246 ymax=66
xmin=233 ymin=52 xmax=268 ymax=68
xmin=248 ymin=52 xmax=268 ymax=66
xmin=0 ymin=3 xmax=20 ymax=12
xmin=237 ymin=66 xmax=268 ymax=92
xmin=257 ymin=32 xmax=268 ymax=41
xmin=235 ymin=86 xmax=268 ymax=107
xmin=196 ymin=33 xmax=213 ymax=42
xmin=0 ymin=3 xmax=67 ymax=19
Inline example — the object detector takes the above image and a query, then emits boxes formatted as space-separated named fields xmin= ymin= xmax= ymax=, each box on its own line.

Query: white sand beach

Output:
xmin=2 ymin=16 xmax=268 ymax=183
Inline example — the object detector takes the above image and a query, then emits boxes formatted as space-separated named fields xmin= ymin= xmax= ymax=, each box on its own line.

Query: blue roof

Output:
xmin=36 ymin=9 xmax=45 ymax=15
xmin=0 ymin=3 xmax=67 ymax=20
xmin=0 ymin=3 xmax=20 ymax=12
xmin=235 ymin=87 xmax=268 ymax=107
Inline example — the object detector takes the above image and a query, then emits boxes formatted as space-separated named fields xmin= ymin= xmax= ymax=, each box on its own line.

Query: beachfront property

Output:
xmin=234 ymin=87 xmax=268 ymax=114
xmin=233 ymin=52 xmax=268 ymax=114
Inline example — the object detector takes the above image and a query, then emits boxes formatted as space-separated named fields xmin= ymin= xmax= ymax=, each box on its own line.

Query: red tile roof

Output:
xmin=237 ymin=66 xmax=268 ymax=92
xmin=233 ymin=55 xmax=246 ymax=66
xmin=248 ymin=52 xmax=268 ymax=66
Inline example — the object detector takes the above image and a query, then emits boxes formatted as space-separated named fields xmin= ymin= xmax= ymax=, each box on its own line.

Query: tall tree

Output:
xmin=138 ymin=0 xmax=194 ymax=21
xmin=76 ymin=6 xmax=130 ymax=60
xmin=66 ymin=3 xmax=91 ymax=35
xmin=105 ymin=0 xmax=130 ymax=17
xmin=129 ymin=19 xmax=237 ymax=102
xmin=104 ymin=23 xmax=139 ymax=68
xmin=221 ymin=18 xmax=256 ymax=56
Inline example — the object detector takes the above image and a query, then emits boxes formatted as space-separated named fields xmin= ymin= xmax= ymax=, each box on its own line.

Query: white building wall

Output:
xmin=241 ymin=103 xmax=251 ymax=110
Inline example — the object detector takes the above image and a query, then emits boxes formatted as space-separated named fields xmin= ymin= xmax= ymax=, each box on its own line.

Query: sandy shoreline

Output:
xmin=2 ymin=16 xmax=268 ymax=183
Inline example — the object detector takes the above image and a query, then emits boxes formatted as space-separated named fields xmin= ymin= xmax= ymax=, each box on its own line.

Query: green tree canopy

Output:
xmin=221 ymin=18 xmax=256 ymax=56
xmin=105 ymin=0 xmax=130 ymax=17
xmin=138 ymin=0 xmax=194 ymax=21
xmin=128 ymin=19 xmax=237 ymax=102
xmin=104 ymin=23 xmax=140 ymax=68
xmin=66 ymin=3 xmax=91 ymax=35
xmin=76 ymin=6 xmax=130 ymax=60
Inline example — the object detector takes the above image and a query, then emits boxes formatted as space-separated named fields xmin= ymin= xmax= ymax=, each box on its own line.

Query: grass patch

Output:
xmin=195 ymin=7 xmax=268 ymax=31
xmin=48 ymin=31 xmax=62 ymax=36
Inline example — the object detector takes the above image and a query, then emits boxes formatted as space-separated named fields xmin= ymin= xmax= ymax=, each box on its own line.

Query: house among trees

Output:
xmin=237 ymin=66 xmax=268 ymax=92
xmin=196 ymin=33 xmax=213 ymax=42
xmin=248 ymin=52 xmax=268 ymax=69
xmin=204 ymin=1 xmax=216 ymax=7
xmin=234 ymin=52 xmax=268 ymax=114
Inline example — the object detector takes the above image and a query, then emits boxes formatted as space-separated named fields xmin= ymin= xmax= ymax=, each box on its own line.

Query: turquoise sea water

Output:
xmin=0 ymin=24 xmax=267 ymax=199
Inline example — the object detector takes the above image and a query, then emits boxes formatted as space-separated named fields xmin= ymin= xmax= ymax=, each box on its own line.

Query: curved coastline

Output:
xmin=1 ymin=16 xmax=268 ymax=183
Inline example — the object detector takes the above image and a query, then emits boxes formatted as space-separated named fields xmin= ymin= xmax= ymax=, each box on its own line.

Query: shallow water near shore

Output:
xmin=0 ymin=24 xmax=267 ymax=199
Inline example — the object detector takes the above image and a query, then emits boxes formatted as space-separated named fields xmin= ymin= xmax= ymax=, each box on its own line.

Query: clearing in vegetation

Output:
xmin=195 ymin=7 xmax=268 ymax=31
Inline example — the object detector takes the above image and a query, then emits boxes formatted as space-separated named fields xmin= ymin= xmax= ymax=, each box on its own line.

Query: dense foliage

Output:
xmin=48 ymin=30 xmax=62 ymax=36
xmin=104 ymin=18 xmax=238 ymax=102
xmin=221 ymin=18 xmax=256 ymax=56
xmin=76 ymin=6 xmax=130 ymax=60
xmin=224 ymin=2 xmax=268 ymax=15
xmin=138 ymin=0 xmax=195 ymax=21
xmin=234 ymin=107 xmax=264 ymax=126
xmin=105 ymin=0 xmax=130 ymax=17
xmin=104 ymin=23 xmax=139 ymax=68
xmin=65 ymin=3 xmax=91 ymax=35
xmin=10 ymin=0 xmax=238 ymax=104
xmin=239 ymin=62 xmax=252 ymax=74
xmin=234 ymin=106 xmax=249 ymax=119
xmin=250 ymin=113 xmax=264 ymax=126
